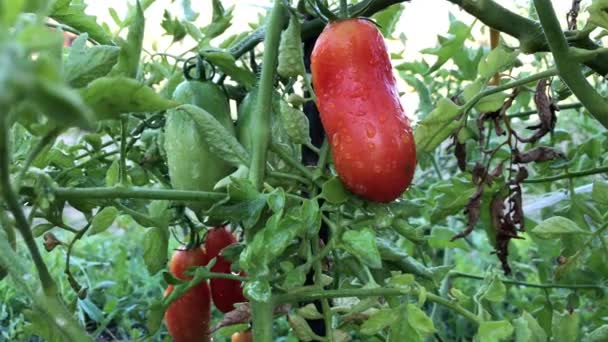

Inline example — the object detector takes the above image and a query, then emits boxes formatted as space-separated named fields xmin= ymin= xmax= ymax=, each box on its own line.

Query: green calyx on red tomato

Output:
xmin=311 ymin=18 xmax=417 ymax=202
xmin=164 ymin=80 xmax=235 ymax=212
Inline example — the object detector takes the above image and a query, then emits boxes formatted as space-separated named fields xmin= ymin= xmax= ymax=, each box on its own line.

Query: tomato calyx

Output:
xmin=304 ymin=0 xmax=375 ymax=23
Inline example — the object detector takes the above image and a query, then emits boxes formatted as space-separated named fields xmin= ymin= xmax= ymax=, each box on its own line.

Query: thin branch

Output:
xmin=524 ymin=165 xmax=608 ymax=184
xmin=449 ymin=271 xmax=606 ymax=290
xmin=53 ymin=186 xmax=225 ymax=202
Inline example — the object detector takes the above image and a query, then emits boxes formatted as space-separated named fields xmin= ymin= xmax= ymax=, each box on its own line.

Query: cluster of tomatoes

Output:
xmin=164 ymin=226 xmax=250 ymax=342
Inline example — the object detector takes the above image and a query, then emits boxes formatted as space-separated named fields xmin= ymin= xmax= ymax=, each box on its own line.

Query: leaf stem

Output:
xmin=270 ymin=143 xmax=321 ymax=186
xmin=274 ymin=286 xmax=480 ymax=325
xmin=534 ymin=0 xmax=608 ymax=128
xmin=119 ymin=115 xmax=129 ymax=185
xmin=0 ymin=116 xmax=57 ymax=296
xmin=53 ymin=186 xmax=225 ymax=202
xmin=248 ymin=0 xmax=287 ymax=191
xmin=448 ymin=271 xmax=606 ymax=290
xmin=524 ymin=165 xmax=608 ymax=183
xmin=508 ymin=102 xmax=582 ymax=118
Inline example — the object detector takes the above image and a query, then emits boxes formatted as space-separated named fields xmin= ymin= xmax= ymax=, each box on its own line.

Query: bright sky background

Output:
xmin=83 ymin=0 xmax=581 ymax=113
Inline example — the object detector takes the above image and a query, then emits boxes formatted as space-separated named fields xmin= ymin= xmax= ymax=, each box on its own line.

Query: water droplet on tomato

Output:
xmin=365 ymin=124 xmax=376 ymax=138
xmin=332 ymin=132 xmax=340 ymax=148
xmin=379 ymin=114 xmax=388 ymax=123
xmin=355 ymin=161 xmax=364 ymax=169
xmin=374 ymin=165 xmax=382 ymax=174
xmin=402 ymin=132 xmax=410 ymax=144
xmin=344 ymin=152 xmax=352 ymax=160
xmin=368 ymin=142 xmax=375 ymax=151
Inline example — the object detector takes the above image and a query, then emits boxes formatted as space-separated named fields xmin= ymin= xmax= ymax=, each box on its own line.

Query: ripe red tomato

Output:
xmin=169 ymin=246 xmax=209 ymax=280
xmin=164 ymin=247 xmax=211 ymax=342
xmin=311 ymin=19 xmax=416 ymax=202
xmin=231 ymin=330 xmax=253 ymax=342
xmin=205 ymin=227 xmax=247 ymax=313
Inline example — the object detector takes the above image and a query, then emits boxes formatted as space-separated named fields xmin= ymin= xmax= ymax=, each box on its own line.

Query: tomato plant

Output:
xmin=1 ymin=0 xmax=608 ymax=342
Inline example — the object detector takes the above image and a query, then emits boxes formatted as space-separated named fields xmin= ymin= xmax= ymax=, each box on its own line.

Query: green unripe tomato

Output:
xmin=165 ymin=81 xmax=235 ymax=212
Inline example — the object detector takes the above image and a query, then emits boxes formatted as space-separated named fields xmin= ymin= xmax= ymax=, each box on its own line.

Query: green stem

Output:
xmin=119 ymin=115 xmax=129 ymax=185
xmin=270 ymin=143 xmax=321 ymax=186
xmin=448 ymin=271 xmax=606 ymax=290
xmin=421 ymin=69 xmax=558 ymax=152
xmin=251 ymin=300 xmax=274 ymax=342
xmin=311 ymin=234 xmax=333 ymax=340
xmin=248 ymin=2 xmax=286 ymax=341
xmin=0 ymin=117 xmax=57 ymax=296
xmin=113 ymin=201 xmax=158 ymax=227
xmin=248 ymin=0 xmax=286 ymax=191
xmin=534 ymin=0 xmax=608 ymax=129
xmin=228 ymin=0 xmax=406 ymax=59
xmin=317 ymin=138 xmax=330 ymax=171
xmin=339 ymin=0 xmax=348 ymax=17
xmin=53 ymin=186 xmax=225 ymax=202
xmin=15 ymin=127 xmax=62 ymax=190
xmin=464 ymin=68 xmax=558 ymax=112
xmin=569 ymin=47 xmax=608 ymax=62
xmin=524 ymin=165 xmax=608 ymax=183
xmin=508 ymin=102 xmax=582 ymax=118
xmin=268 ymin=170 xmax=311 ymax=185
xmin=274 ymin=286 xmax=480 ymax=325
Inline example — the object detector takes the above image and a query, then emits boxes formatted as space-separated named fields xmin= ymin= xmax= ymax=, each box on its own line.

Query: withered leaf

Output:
xmin=514 ymin=147 xmax=564 ymax=164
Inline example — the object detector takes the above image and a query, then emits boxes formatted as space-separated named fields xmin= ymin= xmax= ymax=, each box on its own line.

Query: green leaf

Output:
xmin=372 ymin=4 xmax=404 ymax=37
xmin=341 ymin=229 xmax=382 ymax=269
xmin=531 ymin=216 xmax=590 ymax=239
xmin=592 ymin=180 xmax=608 ymax=205
xmin=514 ymin=311 xmax=548 ymax=342
xmin=142 ymin=226 xmax=169 ymax=274
xmin=288 ymin=314 xmax=317 ymax=341
xmin=480 ymin=274 xmax=506 ymax=302
xmin=297 ymin=304 xmax=324 ymax=320
xmin=244 ymin=280 xmax=271 ymax=302
xmin=179 ymin=104 xmax=250 ymax=166
xmin=321 ymin=177 xmax=349 ymax=204
xmin=88 ymin=206 xmax=118 ymax=235
xmin=463 ymin=80 xmax=509 ymax=112
xmin=586 ymin=324 xmax=608 ymax=342
xmin=200 ymin=50 xmax=255 ymax=88
xmin=81 ymin=77 xmax=178 ymax=120
xmin=398 ymin=72 xmax=433 ymax=116
xmin=421 ymin=15 xmax=473 ymax=74
xmin=376 ymin=237 xmax=434 ymax=280
xmin=476 ymin=320 xmax=514 ymax=342
xmin=201 ymin=0 xmax=233 ymax=40
xmin=105 ymin=160 xmax=119 ymax=187
xmin=50 ymin=1 xmax=114 ymax=45
xmin=552 ymin=311 xmax=580 ymax=342
xmin=33 ymin=79 xmax=96 ymax=129
xmin=148 ymin=200 xmax=171 ymax=230
xmin=279 ymin=101 xmax=310 ymax=145
xmin=63 ymin=34 xmax=120 ymax=88
xmin=429 ymin=227 xmax=469 ymax=250
xmin=407 ymin=304 xmax=435 ymax=336
xmin=414 ymin=97 xmax=462 ymax=153
xmin=478 ymin=46 xmax=518 ymax=80
xmin=110 ymin=0 xmax=144 ymax=78
xmin=161 ymin=10 xmax=186 ymax=42
xmin=282 ymin=266 xmax=307 ymax=289
xmin=32 ymin=223 xmax=54 ymax=237
xmin=360 ymin=309 xmax=398 ymax=335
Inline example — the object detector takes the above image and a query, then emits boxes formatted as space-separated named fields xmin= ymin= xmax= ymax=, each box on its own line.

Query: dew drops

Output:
xmin=365 ymin=124 xmax=376 ymax=138
xmin=373 ymin=165 xmax=382 ymax=174
xmin=367 ymin=142 xmax=375 ymax=151
xmin=345 ymin=135 xmax=353 ymax=143
xmin=332 ymin=132 xmax=341 ymax=148
xmin=379 ymin=114 xmax=388 ymax=123
xmin=402 ymin=132 xmax=410 ymax=145
xmin=344 ymin=152 xmax=352 ymax=160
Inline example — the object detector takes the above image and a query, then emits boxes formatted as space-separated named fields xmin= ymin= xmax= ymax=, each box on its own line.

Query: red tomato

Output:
xmin=205 ymin=227 xmax=247 ymax=313
xmin=169 ymin=246 xmax=209 ymax=280
xmin=311 ymin=19 xmax=416 ymax=202
xmin=164 ymin=247 xmax=211 ymax=342
xmin=231 ymin=330 xmax=253 ymax=342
